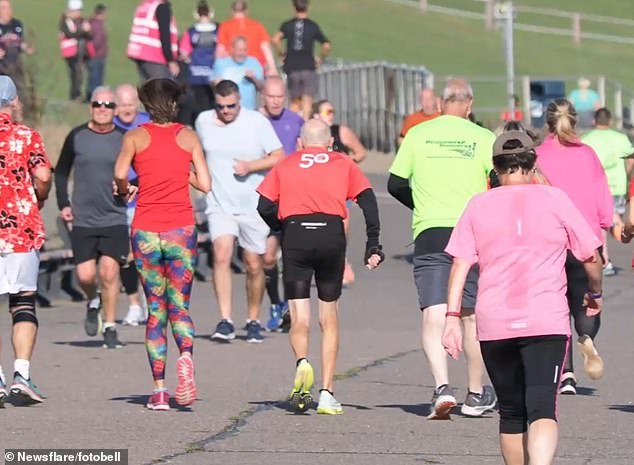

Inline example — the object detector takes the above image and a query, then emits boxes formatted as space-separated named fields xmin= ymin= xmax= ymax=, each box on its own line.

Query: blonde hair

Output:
xmin=546 ymin=99 xmax=579 ymax=146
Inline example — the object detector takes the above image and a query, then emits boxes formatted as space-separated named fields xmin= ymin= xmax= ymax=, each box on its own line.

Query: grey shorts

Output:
xmin=287 ymin=70 xmax=318 ymax=100
xmin=413 ymin=252 xmax=478 ymax=310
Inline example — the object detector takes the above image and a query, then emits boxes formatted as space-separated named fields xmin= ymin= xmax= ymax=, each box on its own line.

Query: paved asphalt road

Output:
xmin=2 ymin=169 xmax=634 ymax=465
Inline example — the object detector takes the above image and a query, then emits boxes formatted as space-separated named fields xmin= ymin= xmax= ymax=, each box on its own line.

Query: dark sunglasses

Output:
xmin=215 ymin=103 xmax=237 ymax=110
xmin=91 ymin=101 xmax=116 ymax=109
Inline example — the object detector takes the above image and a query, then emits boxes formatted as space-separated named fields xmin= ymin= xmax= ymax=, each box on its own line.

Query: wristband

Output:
xmin=587 ymin=290 xmax=602 ymax=299
xmin=445 ymin=311 xmax=462 ymax=318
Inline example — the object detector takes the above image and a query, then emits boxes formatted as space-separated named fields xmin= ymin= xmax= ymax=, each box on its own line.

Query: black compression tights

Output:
xmin=563 ymin=252 xmax=600 ymax=373
xmin=120 ymin=260 xmax=139 ymax=296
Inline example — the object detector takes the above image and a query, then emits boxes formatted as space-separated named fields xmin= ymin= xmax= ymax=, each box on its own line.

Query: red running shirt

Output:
xmin=131 ymin=123 xmax=194 ymax=232
xmin=257 ymin=147 xmax=372 ymax=220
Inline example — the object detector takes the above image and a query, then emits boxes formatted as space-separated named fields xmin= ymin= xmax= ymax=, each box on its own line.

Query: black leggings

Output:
xmin=481 ymin=335 xmax=568 ymax=434
xmin=564 ymin=251 xmax=601 ymax=373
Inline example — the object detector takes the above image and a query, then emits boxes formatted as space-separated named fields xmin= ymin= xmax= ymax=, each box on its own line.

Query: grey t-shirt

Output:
xmin=55 ymin=124 xmax=127 ymax=228
xmin=195 ymin=108 xmax=282 ymax=215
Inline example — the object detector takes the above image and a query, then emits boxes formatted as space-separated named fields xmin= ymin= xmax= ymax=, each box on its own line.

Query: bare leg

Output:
xmin=319 ymin=299 xmax=339 ymax=392
xmin=98 ymin=256 xmax=121 ymax=325
xmin=11 ymin=292 xmax=38 ymax=361
xmin=289 ymin=298 xmax=311 ymax=359
xmin=500 ymin=433 xmax=528 ymax=465
xmin=422 ymin=304 xmax=449 ymax=388
xmin=212 ymin=236 xmax=235 ymax=321
xmin=462 ymin=312 xmax=486 ymax=393
xmin=301 ymin=94 xmax=314 ymax=122
xmin=76 ymin=259 xmax=98 ymax=300
xmin=242 ymin=249 xmax=265 ymax=322
xmin=527 ymin=419 xmax=558 ymax=465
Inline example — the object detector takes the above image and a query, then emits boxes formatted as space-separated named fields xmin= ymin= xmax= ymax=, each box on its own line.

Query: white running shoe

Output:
xmin=123 ymin=305 xmax=145 ymax=326
xmin=317 ymin=389 xmax=343 ymax=415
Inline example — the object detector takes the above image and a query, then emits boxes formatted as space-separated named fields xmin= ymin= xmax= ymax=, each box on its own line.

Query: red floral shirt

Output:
xmin=0 ymin=112 xmax=51 ymax=253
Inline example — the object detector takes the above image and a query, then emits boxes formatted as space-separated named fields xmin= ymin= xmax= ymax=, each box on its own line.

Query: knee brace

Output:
xmin=9 ymin=292 xmax=38 ymax=327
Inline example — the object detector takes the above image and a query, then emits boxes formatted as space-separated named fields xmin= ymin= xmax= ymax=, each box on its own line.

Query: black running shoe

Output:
xmin=102 ymin=327 xmax=124 ymax=349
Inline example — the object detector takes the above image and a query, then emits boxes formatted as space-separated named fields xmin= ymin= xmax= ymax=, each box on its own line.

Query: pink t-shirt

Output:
xmin=536 ymin=134 xmax=613 ymax=238
xmin=445 ymin=184 xmax=602 ymax=341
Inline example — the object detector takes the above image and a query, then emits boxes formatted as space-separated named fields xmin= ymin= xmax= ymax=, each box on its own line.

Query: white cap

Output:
xmin=67 ymin=0 xmax=83 ymax=11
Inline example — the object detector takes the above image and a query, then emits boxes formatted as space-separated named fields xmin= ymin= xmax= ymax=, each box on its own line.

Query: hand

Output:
xmin=364 ymin=244 xmax=385 ymax=269
xmin=81 ymin=21 xmax=91 ymax=32
xmin=442 ymin=318 xmax=463 ymax=360
xmin=314 ymin=56 xmax=323 ymax=68
xmin=60 ymin=206 xmax=73 ymax=222
xmin=168 ymin=61 xmax=180 ymax=77
xmin=0 ymin=48 xmax=5 ymax=60
xmin=244 ymin=69 xmax=256 ymax=81
xmin=125 ymin=185 xmax=139 ymax=203
xmin=583 ymin=293 xmax=602 ymax=317
xmin=233 ymin=159 xmax=250 ymax=176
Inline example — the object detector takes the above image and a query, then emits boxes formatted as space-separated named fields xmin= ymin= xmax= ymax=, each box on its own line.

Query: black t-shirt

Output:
xmin=0 ymin=19 xmax=24 ymax=64
xmin=279 ymin=17 xmax=328 ymax=73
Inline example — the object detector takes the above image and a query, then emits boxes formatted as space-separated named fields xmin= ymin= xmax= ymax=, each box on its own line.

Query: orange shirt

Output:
xmin=400 ymin=111 xmax=441 ymax=137
xmin=217 ymin=17 xmax=270 ymax=68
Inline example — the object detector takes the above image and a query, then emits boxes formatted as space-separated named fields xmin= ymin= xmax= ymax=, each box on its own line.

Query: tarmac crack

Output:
xmin=143 ymin=348 xmax=420 ymax=465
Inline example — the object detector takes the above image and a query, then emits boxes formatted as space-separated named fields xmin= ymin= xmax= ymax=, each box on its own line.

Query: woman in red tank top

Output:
xmin=114 ymin=78 xmax=211 ymax=411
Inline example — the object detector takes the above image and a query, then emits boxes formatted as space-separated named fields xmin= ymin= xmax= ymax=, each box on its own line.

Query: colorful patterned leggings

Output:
xmin=131 ymin=226 xmax=197 ymax=381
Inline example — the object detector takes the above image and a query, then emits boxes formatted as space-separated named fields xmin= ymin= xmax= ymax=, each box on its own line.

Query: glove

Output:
xmin=364 ymin=243 xmax=385 ymax=266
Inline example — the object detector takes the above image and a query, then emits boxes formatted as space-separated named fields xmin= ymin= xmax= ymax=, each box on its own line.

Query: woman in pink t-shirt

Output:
xmin=535 ymin=99 xmax=613 ymax=395
xmin=442 ymin=130 xmax=603 ymax=465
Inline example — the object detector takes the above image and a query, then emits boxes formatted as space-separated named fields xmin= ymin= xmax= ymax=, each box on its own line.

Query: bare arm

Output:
xmin=245 ymin=148 xmax=284 ymax=173
xmin=189 ymin=134 xmax=211 ymax=193
xmin=261 ymin=41 xmax=277 ymax=75
xmin=442 ymin=257 xmax=471 ymax=360
xmin=272 ymin=31 xmax=285 ymax=58
xmin=32 ymin=166 xmax=52 ymax=202
xmin=114 ymin=132 xmax=137 ymax=194
xmin=340 ymin=124 xmax=366 ymax=163
xmin=583 ymin=249 xmax=603 ymax=295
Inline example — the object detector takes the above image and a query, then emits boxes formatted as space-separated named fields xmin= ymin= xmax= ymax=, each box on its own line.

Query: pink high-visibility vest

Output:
xmin=127 ymin=0 xmax=178 ymax=65
xmin=59 ymin=17 xmax=78 ymax=58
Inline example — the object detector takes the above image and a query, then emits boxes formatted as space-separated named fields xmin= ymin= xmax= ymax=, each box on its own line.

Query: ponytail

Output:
xmin=546 ymin=99 xmax=579 ymax=146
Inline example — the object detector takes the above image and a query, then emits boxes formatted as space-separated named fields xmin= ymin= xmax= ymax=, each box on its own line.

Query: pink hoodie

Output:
xmin=536 ymin=134 xmax=613 ymax=238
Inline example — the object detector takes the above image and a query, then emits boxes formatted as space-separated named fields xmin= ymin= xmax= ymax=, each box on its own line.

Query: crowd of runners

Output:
xmin=1 ymin=0 xmax=633 ymax=464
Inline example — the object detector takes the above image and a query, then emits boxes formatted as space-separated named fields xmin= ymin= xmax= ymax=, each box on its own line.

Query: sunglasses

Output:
xmin=91 ymin=101 xmax=116 ymax=109
xmin=216 ymin=103 xmax=237 ymax=110
xmin=321 ymin=109 xmax=334 ymax=116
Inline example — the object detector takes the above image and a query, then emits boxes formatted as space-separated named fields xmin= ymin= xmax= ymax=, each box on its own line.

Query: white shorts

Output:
xmin=207 ymin=212 xmax=269 ymax=255
xmin=0 ymin=251 xmax=40 ymax=295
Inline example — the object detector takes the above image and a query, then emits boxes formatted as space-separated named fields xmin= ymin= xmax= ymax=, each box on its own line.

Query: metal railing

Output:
xmin=317 ymin=61 xmax=431 ymax=153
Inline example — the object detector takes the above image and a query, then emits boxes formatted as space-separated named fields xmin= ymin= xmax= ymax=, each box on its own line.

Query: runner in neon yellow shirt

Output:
xmin=388 ymin=79 xmax=495 ymax=420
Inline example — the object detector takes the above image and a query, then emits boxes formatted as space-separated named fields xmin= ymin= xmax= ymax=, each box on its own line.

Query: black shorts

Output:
xmin=480 ymin=334 xmax=569 ymax=434
xmin=412 ymin=228 xmax=478 ymax=310
xmin=281 ymin=214 xmax=346 ymax=302
xmin=70 ymin=225 xmax=129 ymax=265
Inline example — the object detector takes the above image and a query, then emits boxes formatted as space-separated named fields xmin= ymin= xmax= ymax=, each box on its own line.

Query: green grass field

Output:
xmin=11 ymin=0 xmax=634 ymax=126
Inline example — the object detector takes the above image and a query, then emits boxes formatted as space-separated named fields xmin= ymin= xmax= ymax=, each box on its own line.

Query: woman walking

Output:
xmin=443 ymin=130 xmax=603 ymax=465
xmin=536 ymin=99 xmax=613 ymax=394
xmin=114 ymin=78 xmax=211 ymax=411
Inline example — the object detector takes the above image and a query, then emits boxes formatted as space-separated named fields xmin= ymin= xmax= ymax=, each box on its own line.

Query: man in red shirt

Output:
xmin=398 ymin=87 xmax=441 ymax=146
xmin=257 ymin=119 xmax=384 ymax=415
xmin=0 ymin=76 xmax=52 ymax=406
xmin=216 ymin=0 xmax=277 ymax=76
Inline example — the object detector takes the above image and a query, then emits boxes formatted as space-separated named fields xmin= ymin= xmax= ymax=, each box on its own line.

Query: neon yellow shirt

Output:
xmin=581 ymin=128 xmax=633 ymax=197
xmin=390 ymin=115 xmax=495 ymax=239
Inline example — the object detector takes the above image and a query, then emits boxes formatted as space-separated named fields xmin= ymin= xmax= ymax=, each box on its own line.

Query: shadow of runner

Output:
xmin=608 ymin=404 xmax=634 ymax=413
xmin=109 ymin=394 xmax=194 ymax=412
xmin=53 ymin=341 xmax=144 ymax=347
xmin=374 ymin=403 xmax=429 ymax=416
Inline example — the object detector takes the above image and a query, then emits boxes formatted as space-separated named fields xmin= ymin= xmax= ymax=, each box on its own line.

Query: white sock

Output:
xmin=89 ymin=296 xmax=100 ymax=308
xmin=0 ymin=365 xmax=5 ymax=384
xmin=14 ymin=359 xmax=30 ymax=380
xmin=103 ymin=322 xmax=116 ymax=331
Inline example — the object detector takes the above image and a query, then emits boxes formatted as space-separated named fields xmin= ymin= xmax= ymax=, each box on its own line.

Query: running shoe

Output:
xmin=603 ymin=261 xmax=616 ymax=277
xmin=280 ymin=307 xmax=291 ymax=333
xmin=0 ymin=377 xmax=7 ymax=408
xmin=84 ymin=300 xmax=102 ymax=337
xmin=317 ymin=389 xmax=343 ymax=415
xmin=175 ymin=354 xmax=197 ymax=406
xmin=211 ymin=319 xmax=236 ymax=341
xmin=246 ymin=320 xmax=264 ymax=343
xmin=577 ymin=335 xmax=604 ymax=380
xmin=427 ymin=384 xmax=457 ymax=420
xmin=122 ymin=304 xmax=145 ymax=326
xmin=266 ymin=303 xmax=284 ymax=332
xmin=460 ymin=385 xmax=497 ymax=417
xmin=289 ymin=359 xmax=314 ymax=413
xmin=102 ymin=327 xmax=124 ymax=349
xmin=146 ymin=390 xmax=170 ymax=411
xmin=559 ymin=375 xmax=577 ymax=395
xmin=10 ymin=372 xmax=44 ymax=404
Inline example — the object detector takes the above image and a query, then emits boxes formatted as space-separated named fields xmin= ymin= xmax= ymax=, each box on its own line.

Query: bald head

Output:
xmin=115 ymin=84 xmax=141 ymax=125
xmin=441 ymin=78 xmax=473 ymax=118
xmin=300 ymin=119 xmax=331 ymax=147
xmin=262 ymin=76 xmax=286 ymax=117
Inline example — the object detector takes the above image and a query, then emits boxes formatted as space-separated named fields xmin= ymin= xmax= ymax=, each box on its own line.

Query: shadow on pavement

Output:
xmin=374 ymin=403 xmax=428 ymax=416
xmin=574 ymin=386 xmax=598 ymax=396
xmin=392 ymin=253 xmax=414 ymax=264
xmin=53 ymin=340 xmax=144 ymax=348
xmin=608 ymin=404 xmax=634 ymax=413
xmin=109 ymin=394 xmax=194 ymax=412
